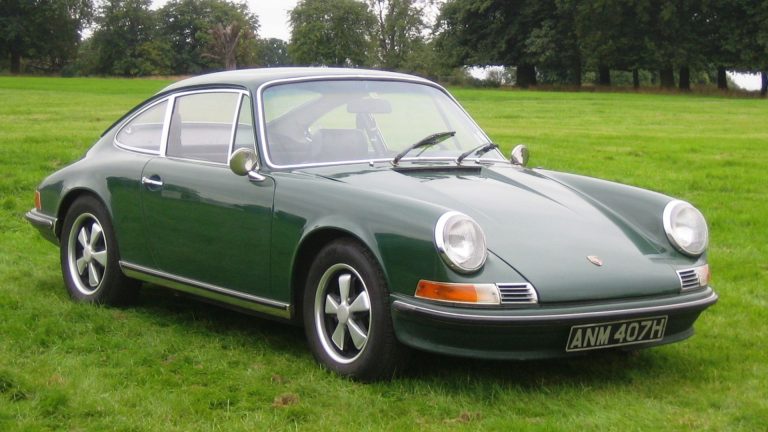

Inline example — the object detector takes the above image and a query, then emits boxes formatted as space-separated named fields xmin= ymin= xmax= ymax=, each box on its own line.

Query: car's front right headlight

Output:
xmin=435 ymin=211 xmax=487 ymax=273
xmin=663 ymin=200 xmax=708 ymax=256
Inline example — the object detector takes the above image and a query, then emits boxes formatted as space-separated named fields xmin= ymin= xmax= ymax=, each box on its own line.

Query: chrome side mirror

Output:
xmin=510 ymin=144 xmax=529 ymax=166
xmin=229 ymin=148 xmax=258 ymax=176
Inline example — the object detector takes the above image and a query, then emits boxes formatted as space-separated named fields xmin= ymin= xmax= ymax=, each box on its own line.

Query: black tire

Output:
xmin=303 ymin=239 xmax=406 ymax=381
xmin=59 ymin=195 xmax=139 ymax=305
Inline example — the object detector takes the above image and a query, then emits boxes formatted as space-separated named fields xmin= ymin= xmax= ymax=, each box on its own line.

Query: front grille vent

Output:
xmin=497 ymin=283 xmax=538 ymax=305
xmin=677 ymin=269 xmax=700 ymax=291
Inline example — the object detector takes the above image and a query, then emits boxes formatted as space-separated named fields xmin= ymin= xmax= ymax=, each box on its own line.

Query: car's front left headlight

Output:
xmin=663 ymin=200 xmax=708 ymax=256
xmin=435 ymin=211 xmax=487 ymax=273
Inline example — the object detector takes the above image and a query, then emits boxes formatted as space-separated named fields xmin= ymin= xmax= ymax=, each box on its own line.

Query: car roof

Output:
xmin=159 ymin=67 xmax=432 ymax=94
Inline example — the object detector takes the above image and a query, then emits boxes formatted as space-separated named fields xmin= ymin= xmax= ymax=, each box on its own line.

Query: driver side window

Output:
xmin=166 ymin=92 xmax=240 ymax=164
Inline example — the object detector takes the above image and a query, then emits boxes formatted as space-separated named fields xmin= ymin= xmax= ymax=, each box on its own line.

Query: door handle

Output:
xmin=141 ymin=176 xmax=163 ymax=188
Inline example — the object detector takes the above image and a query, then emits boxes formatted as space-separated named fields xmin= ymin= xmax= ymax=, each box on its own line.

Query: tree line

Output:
xmin=435 ymin=0 xmax=768 ymax=93
xmin=1 ymin=0 xmax=277 ymax=76
xmin=1 ymin=0 xmax=767 ymax=94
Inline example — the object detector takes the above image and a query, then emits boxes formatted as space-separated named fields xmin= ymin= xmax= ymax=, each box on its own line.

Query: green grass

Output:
xmin=1 ymin=77 xmax=766 ymax=431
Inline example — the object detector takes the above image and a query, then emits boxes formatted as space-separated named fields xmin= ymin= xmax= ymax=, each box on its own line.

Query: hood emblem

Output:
xmin=587 ymin=255 xmax=604 ymax=267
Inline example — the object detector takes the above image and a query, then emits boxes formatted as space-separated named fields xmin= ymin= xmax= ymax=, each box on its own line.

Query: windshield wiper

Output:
xmin=456 ymin=142 xmax=499 ymax=165
xmin=392 ymin=131 xmax=456 ymax=166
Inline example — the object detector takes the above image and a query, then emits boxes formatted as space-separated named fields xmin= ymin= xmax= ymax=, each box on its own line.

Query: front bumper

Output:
xmin=390 ymin=287 xmax=717 ymax=360
xmin=25 ymin=209 xmax=58 ymax=244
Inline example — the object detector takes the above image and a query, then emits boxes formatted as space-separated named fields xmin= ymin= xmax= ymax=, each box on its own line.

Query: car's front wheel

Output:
xmin=60 ymin=196 xmax=139 ymax=305
xmin=303 ymin=239 xmax=406 ymax=381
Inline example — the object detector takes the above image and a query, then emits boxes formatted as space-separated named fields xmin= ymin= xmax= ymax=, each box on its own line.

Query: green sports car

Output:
xmin=26 ymin=68 xmax=717 ymax=381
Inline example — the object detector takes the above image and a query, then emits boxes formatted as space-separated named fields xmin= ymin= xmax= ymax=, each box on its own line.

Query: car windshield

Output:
xmin=261 ymin=79 xmax=505 ymax=166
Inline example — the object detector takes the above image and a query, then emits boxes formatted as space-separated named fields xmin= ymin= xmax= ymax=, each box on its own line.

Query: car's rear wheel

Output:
xmin=303 ymin=239 xmax=406 ymax=381
xmin=60 ymin=196 xmax=139 ymax=305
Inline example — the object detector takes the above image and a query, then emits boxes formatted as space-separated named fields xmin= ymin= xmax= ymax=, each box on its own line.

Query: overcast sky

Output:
xmin=248 ymin=0 xmax=298 ymax=41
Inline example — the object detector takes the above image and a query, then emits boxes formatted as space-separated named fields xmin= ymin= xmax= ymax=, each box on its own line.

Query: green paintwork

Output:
xmin=140 ymin=157 xmax=275 ymax=298
xmin=285 ymin=162 xmax=703 ymax=301
xmin=390 ymin=288 xmax=716 ymax=360
xmin=28 ymin=68 xmax=715 ymax=360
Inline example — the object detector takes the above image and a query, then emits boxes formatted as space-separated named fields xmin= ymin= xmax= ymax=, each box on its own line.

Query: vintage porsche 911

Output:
xmin=26 ymin=68 xmax=717 ymax=380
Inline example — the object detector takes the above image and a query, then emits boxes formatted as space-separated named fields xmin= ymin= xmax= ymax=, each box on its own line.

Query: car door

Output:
xmin=140 ymin=90 xmax=277 ymax=300
xmin=109 ymin=98 xmax=169 ymax=268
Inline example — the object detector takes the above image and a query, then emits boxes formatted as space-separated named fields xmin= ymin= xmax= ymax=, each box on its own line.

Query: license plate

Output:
xmin=565 ymin=316 xmax=668 ymax=352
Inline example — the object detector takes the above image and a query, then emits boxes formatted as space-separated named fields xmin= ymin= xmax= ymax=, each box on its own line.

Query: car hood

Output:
xmin=302 ymin=163 xmax=681 ymax=303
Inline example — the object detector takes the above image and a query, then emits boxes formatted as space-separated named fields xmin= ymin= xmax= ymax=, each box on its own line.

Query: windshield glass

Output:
xmin=261 ymin=80 xmax=504 ymax=166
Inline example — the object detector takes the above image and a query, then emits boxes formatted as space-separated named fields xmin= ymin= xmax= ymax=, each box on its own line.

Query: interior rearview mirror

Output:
xmin=347 ymin=97 xmax=392 ymax=114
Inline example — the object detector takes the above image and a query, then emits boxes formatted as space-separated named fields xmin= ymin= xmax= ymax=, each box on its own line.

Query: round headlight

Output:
xmin=435 ymin=211 xmax=487 ymax=273
xmin=663 ymin=200 xmax=708 ymax=256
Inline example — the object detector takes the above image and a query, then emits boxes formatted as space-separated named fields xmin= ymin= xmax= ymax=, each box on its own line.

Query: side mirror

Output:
xmin=510 ymin=144 xmax=529 ymax=167
xmin=229 ymin=148 xmax=258 ymax=176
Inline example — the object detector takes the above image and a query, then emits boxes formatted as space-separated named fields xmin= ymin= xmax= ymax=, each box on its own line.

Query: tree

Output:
xmin=258 ymin=38 xmax=291 ymax=67
xmin=641 ymin=0 xmax=710 ymax=90
xmin=289 ymin=0 xmax=376 ymax=67
xmin=435 ymin=0 xmax=550 ymax=87
xmin=702 ymin=0 xmax=754 ymax=90
xmin=571 ymin=0 xmax=653 ymax=88
xmin=738 ymin=0 xmax=768 ymax=95
xmin=158 ymin=0 xmax=259 ymax=74
xmin=88 ymin=0 xmax=168 ymax=76
xmin=368 ymin=0 xmax=426 ymax=70
xmin=526 ymin=0 xmax=582 ymax=86
xmin=207 ymin=22 xmax=243 ymax=70
xmin=0 ymin=0 xmax=93 ymax=73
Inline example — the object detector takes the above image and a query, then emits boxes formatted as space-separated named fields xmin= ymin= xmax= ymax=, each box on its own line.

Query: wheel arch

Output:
xmin=290 ymin=227 xmax=382 ymax=325
xmin=55 ymin=188 xmax=110 ymax=239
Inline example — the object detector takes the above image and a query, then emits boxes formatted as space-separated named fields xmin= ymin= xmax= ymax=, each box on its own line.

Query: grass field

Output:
xmin=1 ymin=76 xmax=766 ymax=431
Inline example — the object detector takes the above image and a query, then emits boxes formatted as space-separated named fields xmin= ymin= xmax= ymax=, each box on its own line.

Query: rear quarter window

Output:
xmin=115 ymin=100 xmax=168 ymax=153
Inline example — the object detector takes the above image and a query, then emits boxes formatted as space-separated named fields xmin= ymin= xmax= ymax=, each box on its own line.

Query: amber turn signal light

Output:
xmin=415 ymin=280 xmax=500 ymax=304
xmin=34 ymin=190 xmax=41 ymax=211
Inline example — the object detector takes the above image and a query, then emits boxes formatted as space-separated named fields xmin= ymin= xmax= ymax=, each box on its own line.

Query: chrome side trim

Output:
xmin=119 ymin=261 xmax=291 ymax=319
xmin=392 ymin=290 xmax=718 ymax=323
xmin=164 ymin=155 xmax=228 ymax=167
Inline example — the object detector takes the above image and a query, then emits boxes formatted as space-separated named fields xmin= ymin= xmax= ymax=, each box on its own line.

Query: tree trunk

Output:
xmin=717 ymin=66 xmax=728 ymax=90
xmin=761 ymin=71 xmax=767 ymax=97
xmin=516 ymin=64 xmax=537 ymax=88
xmin=10 ymin=50 xmax=21 ymax=74
xmin=678 ymin=66 xmax=690 ymax=91
xmin=573 ymin=62 xmax=582 ymax=87
xmin=598 ymin=66 xmax=611 ymax=86
xmin=659 ymin=67 xmax=675 ymax=88
xmin=632 ymin=68 xmax=640 ymax=89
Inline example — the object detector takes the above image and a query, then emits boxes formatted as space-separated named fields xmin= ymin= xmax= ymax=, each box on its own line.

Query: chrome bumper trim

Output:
xmin=25 ymin=209 xmax=56 ymax=229
xmin=392 ymin=290 xmax=718 ymax=323
xmin=120 ymin=261 xmax=291 ymax=319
